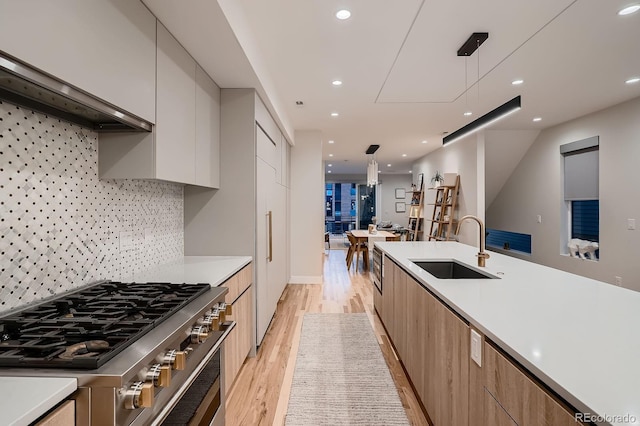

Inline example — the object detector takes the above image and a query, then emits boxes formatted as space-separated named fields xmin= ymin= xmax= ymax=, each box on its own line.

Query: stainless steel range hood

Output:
xmin=0 ymin=51 xmax=152 ymax=132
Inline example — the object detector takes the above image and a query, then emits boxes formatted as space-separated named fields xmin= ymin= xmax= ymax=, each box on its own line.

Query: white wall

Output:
xmin=413 ymin=134 xmax=482 ymax=246
xmin=378 ymin=174 xmax=413 ymax=226
xmin=486 ymin=96 xmax=640 ymax=290
xmin=290 ymin=130 xmax=324 ymax=283
xmin=485 ymin=130 xmax=539 ymax=207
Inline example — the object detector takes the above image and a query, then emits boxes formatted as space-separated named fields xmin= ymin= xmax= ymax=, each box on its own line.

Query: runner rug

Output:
xmin=285 ymin=313 xmax=410 ymax=425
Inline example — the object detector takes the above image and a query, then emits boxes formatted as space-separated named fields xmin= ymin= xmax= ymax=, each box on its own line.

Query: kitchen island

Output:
xmin=375 ymin=241 xmax=640 ymax=426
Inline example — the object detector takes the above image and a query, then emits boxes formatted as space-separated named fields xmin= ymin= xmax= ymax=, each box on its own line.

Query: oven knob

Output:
xmin=145 ymin=363 xmax=162 ymax=385
xmin=124 ymin=381 xmax=154 ymax=409
xmin=158 ymin=365 xmax=171 ymax=387
xmin=190 ymin=325 xmax=208 ymax=344
xmin=209 ymin=312 xmax=222 ymax=331
xmin=207 ymin=311 xmax=221 ymax=331
xmin=219 ymin=302 xmax=232 ymax=318
xmin=146 ymin=363 xmax=170 ymax=387
xmin=216 ymin=303 xmax=227 ymax=323
xmin=162 ymin=350 xmax=177 ymax=368
xmin=174 ymin=351 xmax=186 ymax=371
xmin=198 ymin=313 xmax=217 ymax=328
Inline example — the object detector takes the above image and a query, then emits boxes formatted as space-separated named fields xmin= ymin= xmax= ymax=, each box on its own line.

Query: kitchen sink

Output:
xmin=411 ymin=260 xmax=497 ymax=279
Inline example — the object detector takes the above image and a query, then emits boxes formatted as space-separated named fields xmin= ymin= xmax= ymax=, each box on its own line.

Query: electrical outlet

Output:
xmin=615 ymin=276 xmax=622 ymax=286
xmin=120 ymin=231 xmax=134 ymax=252
xmin=536 ymin=215 xmax=542 ymax=224
xmin=628 ymin=219 xmax=636 ymax=230
xmin=470 ymin=329 xmax=482 ymax=367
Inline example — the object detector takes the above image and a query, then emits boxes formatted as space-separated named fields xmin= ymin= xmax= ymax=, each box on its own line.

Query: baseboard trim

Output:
xmin=289 ymin=275 xmax=323 ymax=284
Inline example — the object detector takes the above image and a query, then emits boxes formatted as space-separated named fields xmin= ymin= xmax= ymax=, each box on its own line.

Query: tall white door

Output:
xmin=256 ymin=156 xmax=275 ymax=344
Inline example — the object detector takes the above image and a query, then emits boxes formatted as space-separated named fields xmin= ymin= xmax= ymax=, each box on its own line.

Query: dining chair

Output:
xmin=346 ymin=232 xmax=368 ymax=271
xmin=345 ymin=231 xmax=355 ymax=269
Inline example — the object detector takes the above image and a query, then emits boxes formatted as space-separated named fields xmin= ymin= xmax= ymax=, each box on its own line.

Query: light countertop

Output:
xmin=376 ymin=241 xmax=640 ymax=426
xmin=0 ymin=376 xmax=77 ymax=425
xmin=127 ymin=256 xmax=252 ymax=287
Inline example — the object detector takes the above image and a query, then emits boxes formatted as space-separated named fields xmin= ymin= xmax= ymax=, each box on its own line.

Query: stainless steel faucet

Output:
xmin=455 ymin=215 xmax=490 ymax=267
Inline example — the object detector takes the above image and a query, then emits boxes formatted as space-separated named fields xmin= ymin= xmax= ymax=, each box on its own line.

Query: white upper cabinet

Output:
xmin=195 ymin=65 xmax=221 ymax=188
xmin=156 ymin=22 xmax=196 ymax=185
xmin=99 ymin=20 xmax=220 ymax=188
xmin=0 ymin=0 xmax=156 ymax=123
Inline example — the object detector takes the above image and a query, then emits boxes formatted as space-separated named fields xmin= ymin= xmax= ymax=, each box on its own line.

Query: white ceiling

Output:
xmin=144 ymin=0 xmax=640 ymax=176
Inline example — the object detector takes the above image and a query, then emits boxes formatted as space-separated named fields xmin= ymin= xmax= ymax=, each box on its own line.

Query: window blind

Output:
xmin=562 ymin=136 xmax=599 ymax=201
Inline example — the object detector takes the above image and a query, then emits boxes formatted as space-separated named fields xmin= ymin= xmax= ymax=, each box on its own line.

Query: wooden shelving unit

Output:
xmin=407 ymin=187 xmax=425 ymax=242
xmin=427 ymin=175 xmax=460 ymax=241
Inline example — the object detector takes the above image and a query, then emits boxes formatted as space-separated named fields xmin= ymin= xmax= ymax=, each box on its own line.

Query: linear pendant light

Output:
xmin=366 ymin=144 xmax=380 ymax=186
xmin=443 ymin=95 xmax=521 ymax=145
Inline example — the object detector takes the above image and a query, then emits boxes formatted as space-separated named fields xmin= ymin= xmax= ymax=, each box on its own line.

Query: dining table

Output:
xmin=349 ymin=229 xmax=398 ymax=271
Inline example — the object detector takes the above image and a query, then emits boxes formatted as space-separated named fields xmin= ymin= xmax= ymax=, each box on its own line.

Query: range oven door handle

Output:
xmin=149 ymin=321 xmax=237 ymax=426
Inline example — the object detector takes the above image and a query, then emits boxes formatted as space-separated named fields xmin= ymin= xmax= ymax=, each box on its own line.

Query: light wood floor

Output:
xmin=225 ymin=248 xmax=429 ymax=426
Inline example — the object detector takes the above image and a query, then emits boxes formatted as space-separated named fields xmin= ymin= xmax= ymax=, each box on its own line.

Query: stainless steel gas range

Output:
xmin=0 ymin=281 xmax=234 ymax=425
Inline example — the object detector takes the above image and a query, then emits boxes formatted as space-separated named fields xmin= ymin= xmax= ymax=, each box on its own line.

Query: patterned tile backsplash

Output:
xmin=0 ymin=100 xmax=184 ymax=314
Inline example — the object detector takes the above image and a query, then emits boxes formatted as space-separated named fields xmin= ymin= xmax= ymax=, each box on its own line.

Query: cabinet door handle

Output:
xmin=267 ymin=210 xmax=273 ymax=262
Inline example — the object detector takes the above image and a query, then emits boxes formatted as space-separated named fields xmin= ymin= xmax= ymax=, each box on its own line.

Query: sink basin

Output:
xmin=412 ymin=260 xmax=496 ymax=279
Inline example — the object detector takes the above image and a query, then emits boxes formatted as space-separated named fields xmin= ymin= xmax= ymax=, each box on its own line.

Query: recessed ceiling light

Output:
xmin=328 ymin=140 xmax=335 ymax=144
xmin=402 ymin=154 xmax=407 ymax=157
xmin=330 ymin=112 xmax=339 ymax=117
xmin=336 ymin=9 xmax=351 ymax=20
xmin=533 ymin=117 xmax=542 ymax=122
xmin=409 ymin=170 xmax=413 ymax=173
xmin=625 ymin=77 xmax=640 ymax=84
xmin=377 ymin=170 xmax=381 ymax=173
xmin=329 ymin=154 xmax=333 ymax=157
xmin=618 ymin=4 xmax=640 ymax=15
xmin=332 ymin=80 xmax=343 ymax=86
xmin=328 ymin=170 xmax=332 ymax=173
xmin=387 ymin=164 xmax=392 ymax=167
xmin=511 ymin=79 xmax=524 ymax=85
xmin=464 ymin=111 xmax=473 ymax=116
xmin=328 ymin=164 xmax=332 ymax=167
xmin=422 ymin=140 xmax=428 ymax=144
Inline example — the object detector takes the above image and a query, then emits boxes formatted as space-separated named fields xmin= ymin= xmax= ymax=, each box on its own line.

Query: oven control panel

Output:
xmin=122 ymin=302 xmax=231 ymax=412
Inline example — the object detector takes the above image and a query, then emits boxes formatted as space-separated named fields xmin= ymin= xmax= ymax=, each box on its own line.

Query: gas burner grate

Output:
xmin=0 ymin=281 xmax=211 ymax=369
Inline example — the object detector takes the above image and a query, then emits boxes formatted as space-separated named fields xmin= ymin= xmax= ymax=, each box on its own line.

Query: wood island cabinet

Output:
xmin=375 ymin=256 xmax=581 ymax=426
xmin=380 ymin=260 xmax=395 ymax=341
xmin=377 ymin=258 xmax=469 ymax=426
xmin=476 ymin=342 xmax=584 ymax=426
xmin=391 ymin=260 xmax=408 ymax=361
